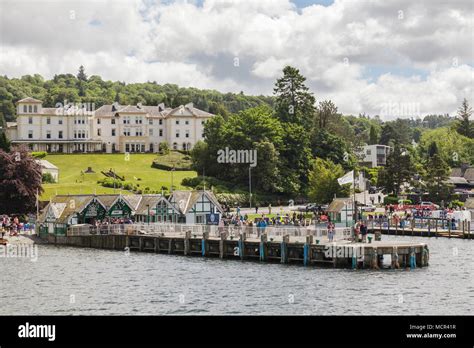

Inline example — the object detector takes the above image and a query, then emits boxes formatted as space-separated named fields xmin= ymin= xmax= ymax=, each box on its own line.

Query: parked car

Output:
xmin=360 ymin=204 xmax=376 ymax=212
xmin=420 ymin=201 xmax=440 ymax=209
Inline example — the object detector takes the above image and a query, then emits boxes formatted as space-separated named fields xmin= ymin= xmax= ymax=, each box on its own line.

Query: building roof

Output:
xmin=327 ymin=198 xmax=353 ymax=213
xmin=465 ymin=198 xmax=474 ymax=210
xmin=450 ymin=166 xmax=474 ymax=182
xmin=36 ymin=159 xmax=59 ymax=170
xmin=447 ymin=177 xmax=469 ymax=185
xmin=16 ymin=97 xmax=42 ymax=104
xmin=169 ymin=190 xmax=223 ymax=214
xmin=6 ymin=122 xmax=17 ymax=128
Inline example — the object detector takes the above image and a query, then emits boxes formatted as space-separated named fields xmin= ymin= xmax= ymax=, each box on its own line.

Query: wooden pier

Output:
xmin=43 ymin=226 xmax=429 ymax=270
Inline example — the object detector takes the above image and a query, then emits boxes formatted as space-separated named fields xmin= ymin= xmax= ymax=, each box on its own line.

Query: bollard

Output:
xmin=409 ymin=247 xmax=416 ymax=270
xmin=391 ymin=246 xmax=399 ymax=269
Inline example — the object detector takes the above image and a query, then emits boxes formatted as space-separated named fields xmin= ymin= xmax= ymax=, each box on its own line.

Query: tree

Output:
xmin=273 ymin=66 xmax=316 ymax=129
xmin=0 ymin=131 xmax=10 ymax=152
xmin=310 ymin=128 xmax=355 ymax=170
xmin=422 ymin=149 xmax=453 ymax=204
xmin=456 ymin=98 xmax=473 ymax=138
xmin=316 ymin=100 xmax=337 ymax=129
xmin=377 ymin=145 xmax=414 ymax=196
xmin=368 ymin=124 xmax=379 ymax=145
xmin=77 ymin=65 xmax=88 ymax=81
xmin=308 ymin=158 xmax=350 ymax=204
xmin=0 ymin=146 xmax=43 ymax=214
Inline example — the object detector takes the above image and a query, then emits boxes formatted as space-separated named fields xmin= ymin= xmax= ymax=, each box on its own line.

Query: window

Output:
xmin=185 ymin=130 xmax=190 ymax=138
xmin=185 ymin=120 xmax=189 ymax=125
xmin=173 ymin=142 xmax=178 ymax=150
xmin=111 ymin=118 xmax=115 ymax=125
xmin=201 ymin=120 xmax=205 ymax=125
xmin=46 ymin=131 xmax=51 ymax=139
xmin=58 ymin=131 xmax=63 ymax=139
xmin=58 ymin=118 xmax=63 ymax=125
xmin=97 ymin=129 xmax=101 ymax=136
xmin=123 ymin=129 xmax=130 ymax=136
xmin=28 ymin=130 xmax=33 ymax=139
xmin=136 ymin=117 xmax=142 ymax=124
xmin=149 ymin=119 xmax=153 ymax=125
xmin=175 ymin=130 xmax=180 ymax=138
xmin=97 ymin=119 xmax=101 ymax=124
xmin=196 ymin=215 xmax=204 ymax=224
xmin=136 ymin=130 xmax=142 ymax=136
xmin=33 ymin=105 xmax=37 ymax=113
xmin=23 ymin=105 xmax=27 ymax=113
xmin=149 ymin=129 xmax=153 ymax=136
xmin=46 ymin=117 xmax=51 ymax=125
xmin=159 ymin=129 xmax=163 ymax=137
xmin=28 ymin=105 xmax=32 ymax=113
xmin=74 ymin=131 xmax=77 ymax=139
xmin=125 ymin=144 xmax=130 ymax=152
xmin=201 ymin=133 xmax=204 ymax=138
xmin=112 ymin=129 xmax=116 ymax=136
xmin=366 ymin=150 xmax=371 ymax=155
xmin=28 ymin=117 xmax=33 ymax=124
xmin=159 ymin=119 xmax=163 ymax=125
xmin=175 ymin=120 xmax=180 ymax=125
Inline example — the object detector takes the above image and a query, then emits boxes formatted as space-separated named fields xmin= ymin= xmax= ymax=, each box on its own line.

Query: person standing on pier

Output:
xmin=360 ymin=221 xmax=368 ymax=243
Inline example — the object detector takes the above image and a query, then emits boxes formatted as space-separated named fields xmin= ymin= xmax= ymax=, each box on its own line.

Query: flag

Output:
xmin=337 ymin=170 xmax=354 ymax=186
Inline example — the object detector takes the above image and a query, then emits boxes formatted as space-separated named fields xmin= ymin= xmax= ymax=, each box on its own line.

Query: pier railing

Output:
xmin=67 ymin=223 xmax=352 ymax=241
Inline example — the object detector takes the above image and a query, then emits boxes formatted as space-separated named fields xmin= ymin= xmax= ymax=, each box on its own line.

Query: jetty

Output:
xmin=364 ymin=218 xmax=473 ymax=239
xmin=40 ymin=223 xmax=429 ymax=269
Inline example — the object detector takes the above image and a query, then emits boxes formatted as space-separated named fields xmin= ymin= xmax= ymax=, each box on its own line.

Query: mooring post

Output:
xmin=411 ymin=218 xmax=414 ymax=236
xmin=238 ymin=232 xmax=246 ymax=260
xmin=168 ymin=238 xmax=173 ymax=254
xmin=371 ymin=248 xmax=379 ymax=269
xmin=391 ymin=246 xmax=399 ymax=269
xmin=219 ymin=231 xmax=227 ymax=259
xmin=409 ymin=247 xmax=416 ymax=270
xmin=202 ymin=231 xmax=209 ymax=257
xmin=139 ymin=237 xmax=143 ymax=251
xmin=435 ymin=219 xmax=438 ymax=238
xmin=462 ymin=221 xmax=466 ymax=239
xmin=154 ymin=235 xmax=159 ymax=253
xmin=303 ymin=235 xmax=312 ymax=266
xmin=259 ymin=233 xmax=267 ymax=262
xmin=448 ymin=222 xmax=451 ymax=238
xmin=184 ymin=230 xmax=191 ymax=256
xmin=281 ymin=235 xmax=289 ymax=264
xmin=351 ymin=246 xmax=357 ymax=270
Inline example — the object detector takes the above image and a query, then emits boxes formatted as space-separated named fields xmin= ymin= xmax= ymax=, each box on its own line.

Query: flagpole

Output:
xmin=353 ymin=169 xmax=356 ymax=224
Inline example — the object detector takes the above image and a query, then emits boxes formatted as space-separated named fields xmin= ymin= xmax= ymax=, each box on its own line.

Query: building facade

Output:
xmin=7 ymin=97 xmax=214 ymax=153
xmin=357 ymin=144 xmax=391 ymax=168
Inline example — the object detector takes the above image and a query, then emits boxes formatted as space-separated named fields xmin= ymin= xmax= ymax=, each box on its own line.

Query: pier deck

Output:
xmin=43 ymin=226 xmax=429 ymax=269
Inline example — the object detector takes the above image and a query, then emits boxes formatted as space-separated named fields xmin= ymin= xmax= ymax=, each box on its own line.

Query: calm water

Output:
xmin=0 ymin=236 xmax=472 ymax=315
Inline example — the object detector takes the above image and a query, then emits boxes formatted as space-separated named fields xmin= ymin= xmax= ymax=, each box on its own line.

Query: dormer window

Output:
xmin=176 ymin=120 xmax=180 ymax=125
xmin=28 ymin=105 xmax=32 ymax=113
xmin=33 ymin=105 xmax=37 ymax=113
xmin=23 ymin=105 xmax=27 ymax=113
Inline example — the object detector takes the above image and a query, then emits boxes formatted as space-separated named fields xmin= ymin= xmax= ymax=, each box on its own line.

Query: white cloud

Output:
xmin=0 ymin=0 xmax=472 ymax=118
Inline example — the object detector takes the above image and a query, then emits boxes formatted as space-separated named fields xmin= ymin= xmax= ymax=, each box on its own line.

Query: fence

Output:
xmin=66 ymin=223 xmax=353 ymax=241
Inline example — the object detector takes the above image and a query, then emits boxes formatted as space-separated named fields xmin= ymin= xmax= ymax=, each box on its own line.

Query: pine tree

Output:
xmin=77 ymin=65 xmax=88 ymax=81
xmin=456 ymin=98 xmax=473 ymax=138
xmin=273 ymin=66 xmax=316 ymax=129
xmin=377 ymin=145 xmax=414 ymax=196
xmin=0 ymin=131 xmax=10 ymax=152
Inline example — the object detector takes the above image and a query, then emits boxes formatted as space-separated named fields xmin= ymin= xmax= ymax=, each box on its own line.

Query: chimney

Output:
xmin=185 ymin=102 xmax=193 ymax=109
xmin=137 ymin=102 xmax=142 ymax=109
xmin=112 ymin=102 xmax=119 ymax=112
xmin=460 ymin=162 xmax=470 ymax=176
xmin=158 ymin=103 xmax=165 ymax=112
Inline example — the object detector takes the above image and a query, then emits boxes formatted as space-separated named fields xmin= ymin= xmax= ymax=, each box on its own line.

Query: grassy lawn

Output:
xmin=41 ymin=153 xmax=196 ymax=200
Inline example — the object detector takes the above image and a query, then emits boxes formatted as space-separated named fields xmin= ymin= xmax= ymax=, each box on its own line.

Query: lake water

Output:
xmin=0 ymin=235 xmax=472 ymax=315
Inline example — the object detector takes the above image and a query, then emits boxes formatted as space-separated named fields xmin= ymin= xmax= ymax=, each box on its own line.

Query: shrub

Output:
xmin=32 ymin=151 xmax=47 ymax=159
xmin=159 ymin=142 xmax=169 ymax=155
xmin=383 ymin=196 xmax=400 ymax=205
xmin=42 ymin=172 xmax=55 ymax=183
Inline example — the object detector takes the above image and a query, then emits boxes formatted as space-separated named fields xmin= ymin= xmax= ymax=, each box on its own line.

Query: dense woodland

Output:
xmin=0 ymin=66 xmax=473 ymax=206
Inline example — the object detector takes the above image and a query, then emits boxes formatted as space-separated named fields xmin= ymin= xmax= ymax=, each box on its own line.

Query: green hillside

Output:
xmin=40 ymin=153 xmax=196 ymax=200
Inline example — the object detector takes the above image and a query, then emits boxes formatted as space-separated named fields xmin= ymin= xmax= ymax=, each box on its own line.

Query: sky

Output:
xmin=0 ymin=0 xmax=472 ymax=119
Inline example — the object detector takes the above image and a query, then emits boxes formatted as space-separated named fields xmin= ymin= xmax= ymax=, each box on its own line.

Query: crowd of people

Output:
xmin=1 ymin=215 xmax=35 ymax=237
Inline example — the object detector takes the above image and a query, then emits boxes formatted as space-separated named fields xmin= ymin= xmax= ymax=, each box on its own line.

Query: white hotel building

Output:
xmin=6 ymin=97 xmax=214 ymax=153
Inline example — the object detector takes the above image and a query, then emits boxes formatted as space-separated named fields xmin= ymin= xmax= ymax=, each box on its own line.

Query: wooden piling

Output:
xmin=184 ymin=231 xmax=191 ymax=256
xmin=303 ymin=235 xmax=313 ymax=266
xmin=202 ymin=231 xmax=209 ymax=257
xmin=219 ymin=231 xmax=227 ymax=259
xmin=281 ymin=235 xmax=289 ymax=264
xmin=238 ymin=232 xmax=246 ymax=260
xmin=259 ymin=234 xmax=267 ymax=262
